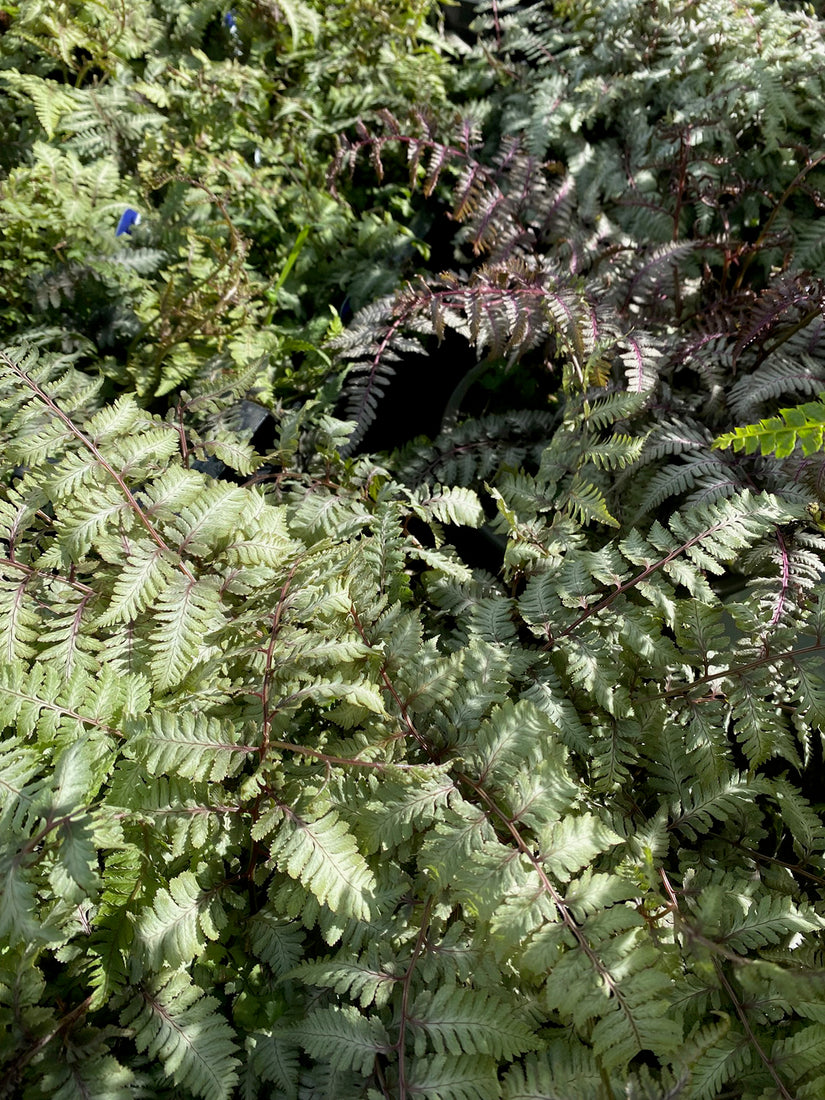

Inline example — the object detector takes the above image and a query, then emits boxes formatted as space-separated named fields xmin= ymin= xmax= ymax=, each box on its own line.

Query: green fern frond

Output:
xmin=459 ymin=700 xmax=553 ymax=787
xmin=564 ymin=476 xmax=619 ymax=528
xmin=501 ymin=1043 xmax=605 ymax=1100
xmin=290 ymin=945 xmax=399 ymax=1009
xmin=582 ymin=433 xmax=646 ymax=471
xmin=98 ymin=543 xmax=178 ymax=626
xmin=412 ymin=484 xmax=485 ymax=527
xmin=537 ymin=813 xmax=623 ymax=882
xmin=0 ymin=659 xmax=140 ymax=740
xmin=771 ymin=775 xmax=825 ymax=858
xmin=405 ymin=1053 xmax=500 ymax=1100
xmin=720 ymin=892 xmax=825 ymax=953
xmin=120 ymin=972 xmax=240 ymax=1100
xmin=671 ymin=774 xmax=766 ymax=842
xmin=259 ymin=806 xmax=377 ymax=921
xmin=36 ymin=1053 xmax=135 ymax=1100
xmin=359 ymin=768 xmax=458 ymax=854
xmin=248 ymin=912 xmax=306 ymax=977
xmin=293 ymin=1004 xmax=390 ymax=1076
xmin=127 ymin=712 xmax=253 ymax=783
xmin=408 ymin=985 xmax=540 ymax=1060
xmin=674 ymin=1020 xmax=752 ymax=1100
xmin=249 ymin=1031 xmax=301 ymax=1094
xmin=0 ymin=70 xmax=79 ymax=140
xmin=149 ymin=575 xmax=225 ymax=690
xmin=135 ymin=869 xmax=228 ymax=972
xmin=714 ymin=394 xmax=825 ymax=458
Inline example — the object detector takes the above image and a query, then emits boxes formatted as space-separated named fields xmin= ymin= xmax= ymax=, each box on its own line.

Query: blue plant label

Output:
xmin=115 ymin=208 xmax=141 ymax=237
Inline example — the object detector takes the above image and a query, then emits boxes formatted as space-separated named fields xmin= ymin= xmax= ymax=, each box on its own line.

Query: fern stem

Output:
xmin=458 ymin=769 xmax=641 ymax=1054
xmin=0 ymin=350 xmax=195 ymax=581
xmin=546 ymin=515 xmax=736 ymax=647
xmin=394 ymin=894 xmax=434 ymax=1100
xmin=712 ymin=960 xmax=795 ymax=1100
xmin=0 ymin=556 xmax=96 ymax=596
xmin=17 ymin=807 xmax=90 ymax=859
xmin=349 ymin=603 xmax=437 ymax=760
xmin=769 ymin=528 xmax=791 ymax=628
xmin=733 ymin=152 xmax=825 ymax=293
xmin=490 ymin=0 xmax=501 ymax=49
xmin=268 ymin=739 xmax=416 ymax=770
xmin=259 ymin=562 xmax=301 ymax=762
xmin=656 ymin=642 xmax=825 ymax=699
xmin=0 ymin=995 xmax=93 ymax=1099
xmin=753 ymin=305 xmax=821 ymax=369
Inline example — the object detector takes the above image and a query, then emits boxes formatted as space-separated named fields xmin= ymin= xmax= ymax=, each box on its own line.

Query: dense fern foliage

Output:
xmin=3 ymin=2 xmax=825 ymax=1099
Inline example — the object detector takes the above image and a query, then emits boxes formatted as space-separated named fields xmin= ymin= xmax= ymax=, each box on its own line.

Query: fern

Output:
xmin=259 ymin=805 xmax=377 ymax=921
xmin=4 ymin=2 xmax=825 ymax=1098
xmin=120 ymin=972 xmax=240 ymax=1100
xmin=408 ymin=985 xmax=539 ymax=1059
xmin=715 ymin=394 xmax=825 ymax=459
xmin=403 ymin=1054 xmax=500 ymax=1099
xmin=293 ymin=1003 xmax=391 ymax=1075
xmin=135 ymin=870 xmax=229 ymax=972
xmin=3 ymin=334 xmax=825 ymax=1097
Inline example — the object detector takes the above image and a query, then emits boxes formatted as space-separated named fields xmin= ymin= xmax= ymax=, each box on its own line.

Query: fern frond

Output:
xmin=409 ymin=985 xmax=539 ymax=1060
xmin=501 ymin=1043 xmax=605 ymax=1100
xmin=292 ymin=1004 xmax=390 ymax=1076
xmin=714 ymin=394 xmax=825 ymax=458
xmin=36 ymin=1054 xmax=134 ymax=1100
xmin=0 ymin=70 xmax=79 ymax=139
xmin=359 ymin=768 xmax=458 ymax=854
xmin=405 ymin=1054 xmax=500 ymax=1100
xmin=393 ymin=409 xmax=556 ymax=486
xmin=258 ymin=806 xmax=376 ymax=921
xmin=149 ymin=575 xmax=225 ymax=690
xmin=671 ymin=774 xmax=766 ymax=842
xmin=127 ymin=712 xmax=253 ymax=783
xmin=120 ymin=972 xmax=240 ymax=1100
xmin=0 ymin=659 xmax=135 ymax=741
xmin=732 ymin=275 xmax=824 ymax=364
xmin=290 ymin=944 xmax=398 ymax=1009
xmin=771 ymin=775 xmax=825 ymax=858
xmin=622 ymin=241 xmax=698 ymax=310
xmin=720 ymin=892 xmax=824 ymax=953
xmin=135 ymin=870 xmax=228 ymax=972
xmin=249 ymin=1030 xmax=301 ymax=1094
xmin=673 ymin=1020 xmax=751 ymax=1100
xmin=729 ymin=673 xmax=799 ymax=767
xmin=537 ymin=813 xmax=623 ymax=882
xmin=248 ymin=912 xmax=306 ymax=977
xmin=459 ymin=700 xmax=552 ymax=788
xmin=412 ymin=484 xmax=485 ymax=527
xmin=98 ymin=543 xmax=178 ymax=626
xmin=728 ymin=353 xmax=825 ymax=422
xmin=633 ymin=453 xmax=736 ymax=518
xmin=540 ymin=909 xmax=682 ymax=1070
xmin=771 ymin=1024 xmax=825 ymax=1091
xmin=582 ymin=433 xmax=646 ymax=472
xmin=564 ymin=476 xmax=619 ymax=528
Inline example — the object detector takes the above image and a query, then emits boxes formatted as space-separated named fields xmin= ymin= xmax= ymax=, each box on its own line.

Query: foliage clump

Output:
xmin=2 ymin=2 xmax=825 ymax=1099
